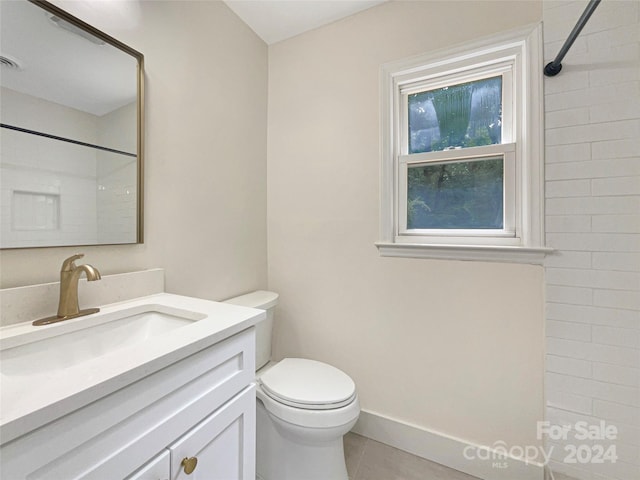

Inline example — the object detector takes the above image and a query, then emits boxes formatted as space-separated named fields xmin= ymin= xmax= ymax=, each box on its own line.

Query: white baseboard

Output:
xmin=352 ymin=410 xmax=545 ymax=480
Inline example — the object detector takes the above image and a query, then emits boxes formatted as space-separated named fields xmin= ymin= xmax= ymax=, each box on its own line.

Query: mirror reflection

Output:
xmin=0 ymin=0 xmax=143 ymax=248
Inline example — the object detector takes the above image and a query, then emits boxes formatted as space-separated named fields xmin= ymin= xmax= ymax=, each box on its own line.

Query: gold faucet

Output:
xmin=33 ymin=254 xmax=102 ymax=326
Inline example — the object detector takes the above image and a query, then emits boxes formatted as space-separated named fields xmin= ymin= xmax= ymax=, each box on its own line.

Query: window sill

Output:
xmin=375 ymin=242 xmax=553 ymax=265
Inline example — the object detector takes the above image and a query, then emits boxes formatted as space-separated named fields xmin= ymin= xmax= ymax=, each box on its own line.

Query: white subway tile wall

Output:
xmin=0 ymin=128 xmax=99 ymax=247
xmin=96 ymin=152 xmax=137 ymax=244
xmin=0 ymin=88 xmax=137 ymax=248
xmin=543 ymin=2 xmax=640 ymax=480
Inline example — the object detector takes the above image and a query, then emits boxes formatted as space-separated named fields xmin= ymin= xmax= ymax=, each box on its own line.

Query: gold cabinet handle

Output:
xmin=181 ymin=456 xmax=198 ymax=475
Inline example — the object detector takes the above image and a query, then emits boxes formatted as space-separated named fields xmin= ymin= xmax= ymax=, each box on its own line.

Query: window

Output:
xmin=377 ymin=25 xmax=550 ymax=264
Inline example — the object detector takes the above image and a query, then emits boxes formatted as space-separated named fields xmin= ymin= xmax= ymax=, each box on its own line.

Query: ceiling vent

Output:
xmin=47 ymin=14 xmax=105 ymax=46
xmin=0 ymin=55 xmax=23 ymax=71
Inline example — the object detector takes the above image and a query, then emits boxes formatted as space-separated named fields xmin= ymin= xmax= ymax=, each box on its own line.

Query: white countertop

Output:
xmin=0 ymin=293 xmax=264 ymax=444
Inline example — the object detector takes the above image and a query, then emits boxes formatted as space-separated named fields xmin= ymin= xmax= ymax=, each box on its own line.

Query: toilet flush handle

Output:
xmin=181 ymin=457 xmax=198 ymax=474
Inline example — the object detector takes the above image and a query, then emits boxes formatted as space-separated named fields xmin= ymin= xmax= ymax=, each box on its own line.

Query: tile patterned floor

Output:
xmin=548 ymin=473 xmax=579 ymax=480
xmin=344 ymin=432 xmax=481 ymax=480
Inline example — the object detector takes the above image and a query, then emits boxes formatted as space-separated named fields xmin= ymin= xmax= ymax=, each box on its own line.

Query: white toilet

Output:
xmin=224 ymin=291 xmax=360 ymax=480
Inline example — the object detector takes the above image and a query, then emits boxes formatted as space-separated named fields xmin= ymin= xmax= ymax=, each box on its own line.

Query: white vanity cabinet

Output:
xmin=126 ymin=385 xmax=255 ymax=480
xmin=126 ymin=451 xmax=170 ymax=480
xmin=0 ymin=328 xmax=256 ymax=480
xmin=168 ymin=385 xmax=255 ymax=480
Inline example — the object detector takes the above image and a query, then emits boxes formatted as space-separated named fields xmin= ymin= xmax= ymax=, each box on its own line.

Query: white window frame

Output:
xmin=377 ymin=24 xmax=551 ymax=264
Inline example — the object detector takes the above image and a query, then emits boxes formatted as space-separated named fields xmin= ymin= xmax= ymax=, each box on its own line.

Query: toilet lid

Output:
xmin=258 ymin=358 xmax=356 ymax=410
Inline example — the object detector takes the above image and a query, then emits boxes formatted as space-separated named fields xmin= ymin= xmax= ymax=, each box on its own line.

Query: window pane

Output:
xmin=407 ymin=157 xmax=504 ymax=229
xmin=408 ymin=76 xmax=502 ymax=154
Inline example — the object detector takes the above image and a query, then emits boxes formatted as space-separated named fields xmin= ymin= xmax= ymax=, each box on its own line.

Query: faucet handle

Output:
xmin=61 ymin=253 xmax=84 ymax=272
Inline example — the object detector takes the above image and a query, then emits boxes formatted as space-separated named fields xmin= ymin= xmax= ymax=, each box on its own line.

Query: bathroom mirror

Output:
xmin=0 ymin=0 xmax=144 ymax=249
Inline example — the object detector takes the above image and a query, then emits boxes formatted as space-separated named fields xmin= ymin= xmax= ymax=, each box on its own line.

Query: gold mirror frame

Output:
xmin=1 ymin=0 xmax=144 ymax=248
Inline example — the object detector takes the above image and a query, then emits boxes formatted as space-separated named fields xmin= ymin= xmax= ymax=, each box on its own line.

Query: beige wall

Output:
xmin=2 ymin=0 xmax=546 ymax=453
xmin=0 ymin=1 xmax=268 ymax=302
xmin=268 ymin=0 xmax=544 ymax=448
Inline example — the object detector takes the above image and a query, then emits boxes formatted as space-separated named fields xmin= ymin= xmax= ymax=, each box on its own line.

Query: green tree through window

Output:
xmin=406 ymin=76 xmax=504 ymax=230
xmin=408 ymin=76 xmax=502 ymax=153
xmin=407 ymin=158 xmax=504 ymax=229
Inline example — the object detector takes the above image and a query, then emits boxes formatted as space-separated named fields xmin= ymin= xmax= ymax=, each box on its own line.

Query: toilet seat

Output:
xmin=257 ymin=386 xmax=360 ymax=429
xmin=258 ymin=358 xmax=357 ymax=410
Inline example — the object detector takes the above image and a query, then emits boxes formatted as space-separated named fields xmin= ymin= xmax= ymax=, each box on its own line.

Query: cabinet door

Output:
xmin=126 ymin=450 xmax=170 ymax=480
xmin=169 ymin=385 xmax=255 ymax=480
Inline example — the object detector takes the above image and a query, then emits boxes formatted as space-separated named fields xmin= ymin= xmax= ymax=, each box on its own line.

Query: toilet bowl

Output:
xmin=224 ymin=291 xmax=360 ymax=480
xmin=256 ymin=358 xmax=359 ymax=480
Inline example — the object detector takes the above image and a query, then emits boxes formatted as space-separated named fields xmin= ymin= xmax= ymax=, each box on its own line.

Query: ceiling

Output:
xmin=224 ymin=0 xmax=388 ymax=44
xmin=0 ymin=0 xmax=137 ymax=116
xmin=0 ymin=1 xmax=386 ymax=116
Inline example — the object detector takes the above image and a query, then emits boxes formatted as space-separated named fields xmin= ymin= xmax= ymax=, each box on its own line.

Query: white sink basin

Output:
xmin=0 ymin=293 xmax=265 ymax=443
xmin=1 ymin=306 xmax=205 ymax=377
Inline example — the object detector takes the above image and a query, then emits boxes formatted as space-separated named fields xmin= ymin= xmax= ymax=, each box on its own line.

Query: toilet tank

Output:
xmin=224 ymin=290 xmax=279 ymax=370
